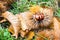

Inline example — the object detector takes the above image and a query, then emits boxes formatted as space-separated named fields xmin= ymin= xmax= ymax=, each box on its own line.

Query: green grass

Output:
xmin=9 ymin=0 xmax=57 ymax=15
xmin=54 ymin=8 xmax=60 ymax=17
xmin=0 ymin=25 xmax=15 ymax=40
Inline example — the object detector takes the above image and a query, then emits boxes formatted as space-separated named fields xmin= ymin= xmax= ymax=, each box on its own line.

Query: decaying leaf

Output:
xmin=26 ymin=31 xmax=35 ymax=40
xmin=8 ymin=25 xmax=14 ymax=34
xmin=36 ymin=37 xmax=44 ymax=40
xmin=30 ymin=5 xmax=41 ymax=14
xmin=19 ymin=30 xmax=28 ymax=37
xmin=53 ymin=17 xmax=60 ymax=40
xmin=0 ymin=19 xmax=7 ymax=23
xmin=37 ymin=30 xmax=54 ymax=40
xmin=0 ymin=0 xmax=16 ymax=13
xmin=2 ymin=11 xmax=20 ymax=38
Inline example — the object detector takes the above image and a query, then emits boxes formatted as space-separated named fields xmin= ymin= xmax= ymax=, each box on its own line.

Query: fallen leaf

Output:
xmin=53 ymin=17 xmax=60 ymax=40
xmin=27 ymin=31 xmax=35 ymax=40
xmin=19 ymin=30 xmax=28 ymax=37
xmin=2 ymin=11 xmax=20 ymax=38
xmin=0 ymin=19 xmax=7 ymax=23
xmin=36 ymin=37 xmax=43 ymax=40
xmin=8 ymin=25 xmax=14 ymax=34
xmin=30 ymin=5 xmax=42 ymax=14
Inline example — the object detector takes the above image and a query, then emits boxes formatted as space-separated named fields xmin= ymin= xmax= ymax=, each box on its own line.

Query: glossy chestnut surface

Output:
xmin=33 ymin=13 xmax=44 ymax=21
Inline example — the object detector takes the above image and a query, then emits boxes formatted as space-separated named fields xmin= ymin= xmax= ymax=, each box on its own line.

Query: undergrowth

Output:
xmin=0 ymin=25 xmax=15 ymax=40
xmin=9 ymin=0 xmax=58 ymax=15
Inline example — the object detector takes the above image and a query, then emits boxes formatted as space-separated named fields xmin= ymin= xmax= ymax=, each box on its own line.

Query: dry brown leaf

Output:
xmin=8 ymin=25 xmax=27 ymax=38
xmin=2 ymin=11 xmax=20 ymax=38
xmin=36 ymin=37 xmax=44 ymax=40
xmin=19 ymin=30 xmax=28 ymax=37
xmin=0 ymin=19 xmax=7 ymax=23
xmin=29 ymin=5 xmax=41 ymax=14
xmin=26 ymin=31 xmax=35 ymax=40
xmin=8 ymin=25 xmax=14 ymax=34
xmin=53 ymin=17 xmax=60 ymax=40
xmin=37 ymin=30 xmax=54 ymax=40
xmin=0 ymin=0 xmax=16 ymax=14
